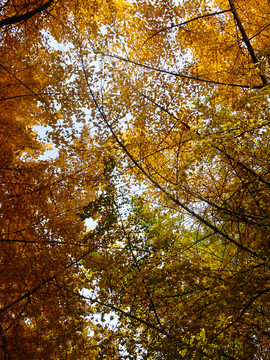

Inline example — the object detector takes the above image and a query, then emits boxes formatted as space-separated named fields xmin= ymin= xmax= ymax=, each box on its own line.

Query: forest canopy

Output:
xmin=0 ymin=0 xmax=270 ymax=358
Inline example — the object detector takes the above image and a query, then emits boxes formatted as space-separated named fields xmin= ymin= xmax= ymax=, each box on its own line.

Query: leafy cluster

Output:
xmin=0 ymin=0 xmax=270 ymax=359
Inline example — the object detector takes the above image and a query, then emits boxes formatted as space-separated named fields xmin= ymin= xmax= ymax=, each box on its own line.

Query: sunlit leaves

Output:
xmin=1 ymin=0 xmax=270 ymax=358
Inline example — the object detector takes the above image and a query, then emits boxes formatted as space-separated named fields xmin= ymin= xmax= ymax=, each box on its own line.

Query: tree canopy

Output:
xmin=0 ymin=0 xmax=270 ymax=358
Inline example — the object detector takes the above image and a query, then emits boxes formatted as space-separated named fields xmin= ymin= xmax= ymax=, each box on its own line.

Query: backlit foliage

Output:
xmin=0 ymin=0 xmax=270 ymax=358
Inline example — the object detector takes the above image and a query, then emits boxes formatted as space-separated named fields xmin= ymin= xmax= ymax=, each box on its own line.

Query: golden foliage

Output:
xmin=0 ymin=0 xmax=270 ymax=358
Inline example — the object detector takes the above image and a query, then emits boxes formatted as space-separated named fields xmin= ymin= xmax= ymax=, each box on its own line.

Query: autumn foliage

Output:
xmin=0 ymin=0 xmax=270 ymax=359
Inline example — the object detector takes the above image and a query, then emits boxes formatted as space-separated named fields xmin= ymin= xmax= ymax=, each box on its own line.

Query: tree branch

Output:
xmin=0 ymin=238 xmax=84 ymax=246
xmin=64 ymin=288 xmax=172 ymax=337
xmin=142 ymin=9 xmax=231 ymax=47
xmin=216 ymin=146 xmax=270 ymax=188
xmin=0 ymin=232 xmax=100 ymax=315
xmin=228 ymin=0 xmax=268 ymax=86
xmin=213 ymin=287 xmax=270 ymax=339
xmin=0 ymin=0 xmax=54 ymax=28
xmin=0 ymin=324 xmax=8 ymax=360
xmin=134 ymin=89 xmax=270 ymax=190
xmin=119 ymin=219 xmax=163 ymax=328
xmin=106 ymin=54 xmax=261 ymax=89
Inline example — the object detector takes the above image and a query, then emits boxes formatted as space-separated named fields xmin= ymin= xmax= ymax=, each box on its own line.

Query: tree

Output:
xmin=76 ymin=0 xmax=270 ymax=358
xmin=1 ymin=0 xmax=270 ymax=358
xmin=0 ymin=0 xmax=110 ymax=358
